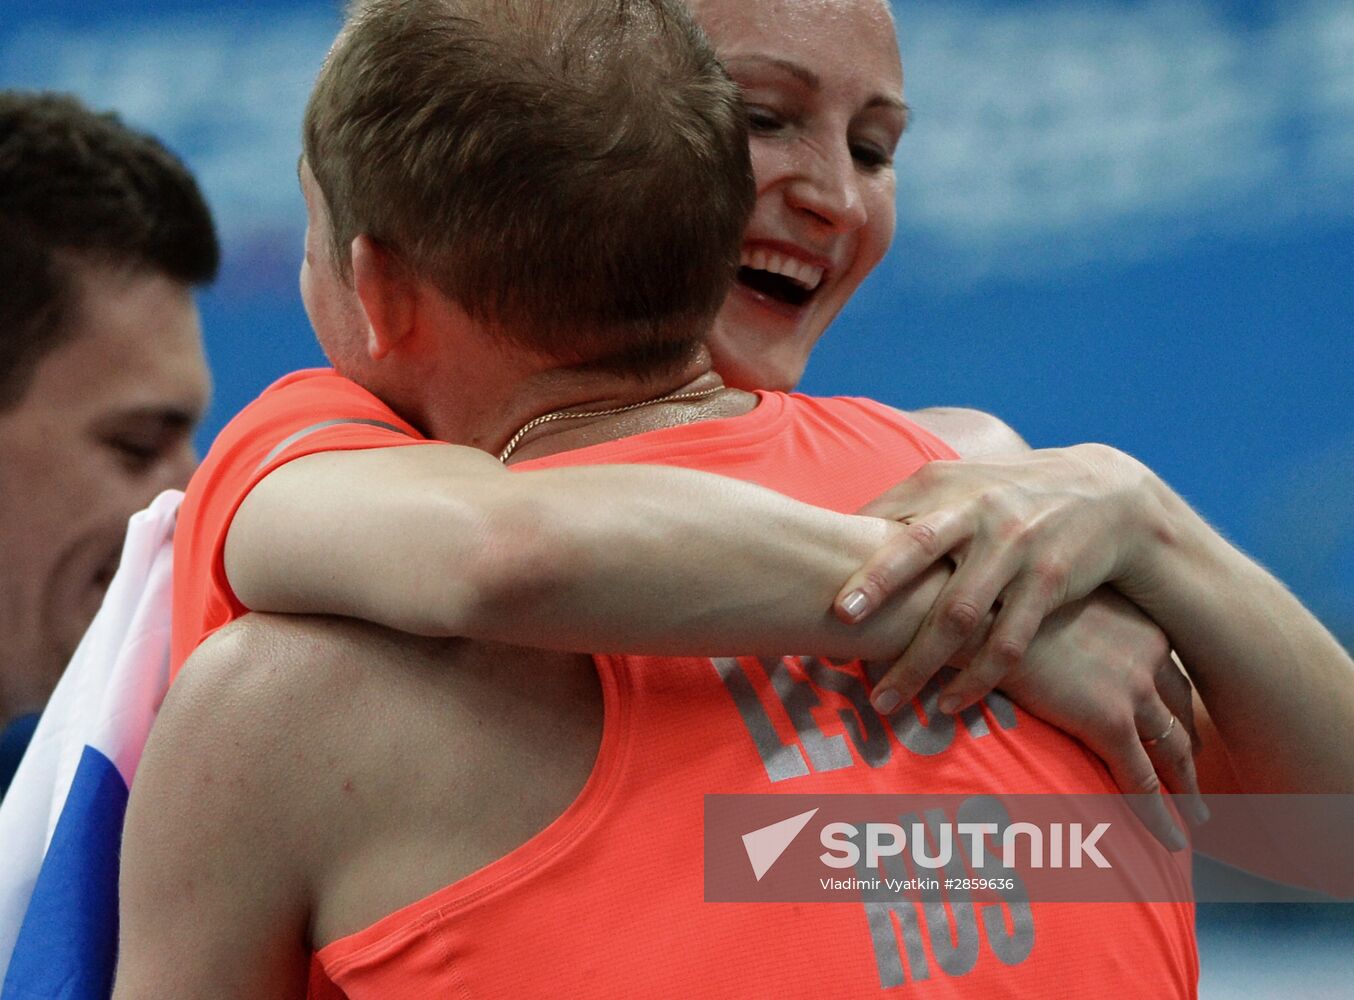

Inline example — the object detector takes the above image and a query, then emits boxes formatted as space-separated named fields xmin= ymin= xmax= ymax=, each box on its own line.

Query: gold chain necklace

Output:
xmin=498 ymin=385 xmax=724 ymax=462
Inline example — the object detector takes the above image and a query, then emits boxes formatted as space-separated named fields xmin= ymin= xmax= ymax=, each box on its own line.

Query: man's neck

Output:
xmin=397 ymin=344 xmax=757 ymax=461
xmin=503 ymin=368 xmax=758 ymax=464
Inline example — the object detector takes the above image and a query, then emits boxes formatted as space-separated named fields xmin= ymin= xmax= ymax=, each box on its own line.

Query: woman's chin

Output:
xmin=709 ymin=340 xmax=807 ymax=393
xmin=710 ymin=290 xmax=821 ymax=392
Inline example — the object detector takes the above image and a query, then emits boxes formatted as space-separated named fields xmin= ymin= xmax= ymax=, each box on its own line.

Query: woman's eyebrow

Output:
xmin=880 ymin=99 xmax=912 ymax=133
xmin=723 ymin=54 xmax=909 ymax=124
xmin=725 ymin=54 xmax=821 ymax=89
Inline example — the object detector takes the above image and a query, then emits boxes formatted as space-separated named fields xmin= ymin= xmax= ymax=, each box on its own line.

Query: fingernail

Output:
xmin=938 ymin=695 xmax=961 ymax=715
xmin=872 ymin=688 xmax=902 ymax=715
xmin=1190 ymin=800 xmax=1211 ymax=826
xmin=841 ymin=590 xmax=871 ymax=622
xmin=1168 ymin=826 xmax=1188 ymax=852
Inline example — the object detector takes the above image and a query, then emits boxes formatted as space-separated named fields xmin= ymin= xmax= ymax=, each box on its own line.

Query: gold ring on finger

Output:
xmin=1140 ymin=715 xmax=1176 ymax=748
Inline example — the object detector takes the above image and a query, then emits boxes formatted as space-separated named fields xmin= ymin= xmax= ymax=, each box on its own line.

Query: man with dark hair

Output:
xmin=112 ymin=2 xmax=1211 ymax=995
xmin=0 ymin=92 xmax=218 ymax=794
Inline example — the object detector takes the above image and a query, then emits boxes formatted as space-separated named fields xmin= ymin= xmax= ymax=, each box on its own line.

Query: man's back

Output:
xmin=157 ymin=393 xmax=1195 ymax=998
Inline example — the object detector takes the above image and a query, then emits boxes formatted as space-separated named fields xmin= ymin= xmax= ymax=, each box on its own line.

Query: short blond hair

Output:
xmin=304 ymin=0 xmax=753 ymax=373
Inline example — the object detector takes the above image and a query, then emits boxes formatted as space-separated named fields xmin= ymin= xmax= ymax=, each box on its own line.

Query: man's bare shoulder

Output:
xmin=154 ymin=616 xmax=466 ymax=870
xmin=118 ymin=616 xmax=420 ymax=996
xmin=903 ymin=406 xmax=1031 ymax=459
xmin=172 ymin=614 xmax=459 ymax=759
xmin=175 ymin=614 xmax=379 ymax=723
xmin=165 ymin=615 xmax=604 ymax=947
xmin=158 ymin=616 xmax=378 ymax=815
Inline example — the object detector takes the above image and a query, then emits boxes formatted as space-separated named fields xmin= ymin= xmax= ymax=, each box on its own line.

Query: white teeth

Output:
xmin=740 ymin=248 xmax=825 ymax=292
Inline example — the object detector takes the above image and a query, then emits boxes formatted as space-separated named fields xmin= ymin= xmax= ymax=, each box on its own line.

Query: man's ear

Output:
xmin=350 ymin=235 xmax=414 ymax=361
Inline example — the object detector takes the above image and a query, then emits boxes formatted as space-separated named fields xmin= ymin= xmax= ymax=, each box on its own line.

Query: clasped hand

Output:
xmin=838 ymin=444 xmax=1207 ymax=848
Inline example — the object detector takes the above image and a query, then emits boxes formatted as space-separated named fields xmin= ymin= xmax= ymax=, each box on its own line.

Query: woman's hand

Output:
xmin=837 ymin=443 xmax=1170 ymax=715
xmin=994 ymin=589 xmax=1208 ymax=848
xmin=867 ymin=579 xmax=1207 ymax=849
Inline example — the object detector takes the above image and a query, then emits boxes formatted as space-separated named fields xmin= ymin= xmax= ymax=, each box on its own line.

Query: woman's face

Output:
xmin=693 ymin=0 xmax=907 ymax=391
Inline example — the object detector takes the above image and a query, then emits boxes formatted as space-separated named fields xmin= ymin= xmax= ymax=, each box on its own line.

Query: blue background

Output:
xmin=4 ymin=1 xmax=1351 ymax=993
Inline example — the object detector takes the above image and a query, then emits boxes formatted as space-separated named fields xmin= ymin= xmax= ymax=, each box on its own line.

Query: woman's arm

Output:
xmin=836 ymin=439 xmax=1354 ymax=794
xmin=1121 ymin=470 xmax=1354 ymax=793
xmin=226 ymin=443 xmax=937 ymax=661
xmin=225 ymin=429 xmax=1209 ymax=838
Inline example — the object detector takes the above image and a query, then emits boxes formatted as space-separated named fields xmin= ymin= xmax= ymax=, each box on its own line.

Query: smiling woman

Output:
xmin=691 ymin=0 xmax=909 ymax=392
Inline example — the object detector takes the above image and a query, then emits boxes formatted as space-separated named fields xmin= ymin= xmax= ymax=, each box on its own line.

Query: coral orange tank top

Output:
xmin=314 ymin=392 xmax=1197 ymax=998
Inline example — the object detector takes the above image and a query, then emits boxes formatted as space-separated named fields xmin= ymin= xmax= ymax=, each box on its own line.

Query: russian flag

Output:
xmin=0 ymin=491 xmax=180 ymax=999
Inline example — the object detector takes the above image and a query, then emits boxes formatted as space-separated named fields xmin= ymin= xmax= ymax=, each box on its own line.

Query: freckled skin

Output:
xmin=688 ymin=0 xmax=905 ymax=391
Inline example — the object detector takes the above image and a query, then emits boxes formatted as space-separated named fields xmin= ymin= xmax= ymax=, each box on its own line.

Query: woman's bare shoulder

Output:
xmin=903 ymin=406 xmax=1031 ymax=459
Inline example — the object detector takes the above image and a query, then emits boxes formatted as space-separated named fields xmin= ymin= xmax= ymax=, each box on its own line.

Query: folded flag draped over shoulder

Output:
xmin=0 ymin=491 xmax=181 ymax=999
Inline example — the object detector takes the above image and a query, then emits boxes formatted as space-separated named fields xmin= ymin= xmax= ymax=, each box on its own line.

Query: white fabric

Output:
xmin=0 ymin=490 xmax=180 ymax=976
